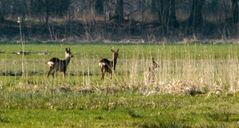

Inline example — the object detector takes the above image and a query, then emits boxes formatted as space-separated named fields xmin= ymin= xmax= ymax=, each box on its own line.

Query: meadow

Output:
xmin=0 ymin=43 xmax=239 ymax=127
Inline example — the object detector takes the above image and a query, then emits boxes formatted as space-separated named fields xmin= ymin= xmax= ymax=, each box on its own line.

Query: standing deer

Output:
xmin=99 ymin=49 xmax=119 ymax=80
xmin=47 ymin=48 xmax=74 ymax=77
xmin=145 ymin=57 xmax=160 ymax=82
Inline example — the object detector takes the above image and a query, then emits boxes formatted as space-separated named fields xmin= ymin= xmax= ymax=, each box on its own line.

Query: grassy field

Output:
xmin=0 ymin=43 xmax=239 ymax=127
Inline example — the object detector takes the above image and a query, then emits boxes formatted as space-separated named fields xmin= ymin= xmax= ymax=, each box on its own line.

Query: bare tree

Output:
xmin=95 ymin=0 xmax=104 ymax=14
xmin=168 ymin=0 xmax=178 ymax=27
xmin=115 ymin=0 xmax=124 ymax=23
xmin=153 ymin=0 xmax=178 ymax=33
xmin=0 ymin=12 xmax=4 ymax=23
xmin=188 ymin=0 xmax=205 ymax=30
xmin=231 ymin=0 xmax=238 ymax=24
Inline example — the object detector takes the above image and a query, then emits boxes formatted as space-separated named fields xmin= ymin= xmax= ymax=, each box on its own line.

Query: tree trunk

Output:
xmin=95 ymin=0 xmax=104 ymax=14
xmin=168 ymin=0 xmax=178 ymax=27
xmin=154 ymin=0 xmax=164 ymax=25
xmin=232 ymin=0 xmax=239 ymax=24
xmin=188 ymin=0 xmax=205 ymax=29
xmin=154 ymin=0 xmax=178 ymax=34
xmin=115 ymin=0 xmax=124 ymax=24
xmin=44 ymin=0 xmax=49 ymax=25
xmin=0 ymin=1 xmax=4 ymax=23
xmin=0 ymin=12 xmax=4 ymax=23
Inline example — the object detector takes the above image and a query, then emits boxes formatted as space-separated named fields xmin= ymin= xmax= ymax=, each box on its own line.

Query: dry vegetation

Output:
xmin=0 ymin=43 xmax=239 ymax=95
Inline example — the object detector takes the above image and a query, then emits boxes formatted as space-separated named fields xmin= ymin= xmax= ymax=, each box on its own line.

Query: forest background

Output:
xmin=0 ymin=0 xmax=238 ymax=42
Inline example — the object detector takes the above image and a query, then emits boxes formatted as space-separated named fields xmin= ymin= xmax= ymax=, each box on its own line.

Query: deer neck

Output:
xmin=112 ymin=57 xmax=118 ymax=71
xmin=64 ymin=56 xmax=71 ymax=65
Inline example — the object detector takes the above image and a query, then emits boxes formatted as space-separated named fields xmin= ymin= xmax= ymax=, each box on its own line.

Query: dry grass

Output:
xmin=0 ymin=44 xmax=239 ymax=96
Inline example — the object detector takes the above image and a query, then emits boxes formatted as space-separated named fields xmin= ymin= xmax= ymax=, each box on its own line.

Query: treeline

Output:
xmin=0 ymin=0 xmax=238 ymax=42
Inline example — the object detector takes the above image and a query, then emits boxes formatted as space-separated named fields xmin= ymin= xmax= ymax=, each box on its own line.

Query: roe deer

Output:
xmin=145 ymin=57 xmax=159 ymax=82
xmin=99 ymin=49 xmax=119 ymax=80
xmin=47 ymin=48 xmax=74 ymax=77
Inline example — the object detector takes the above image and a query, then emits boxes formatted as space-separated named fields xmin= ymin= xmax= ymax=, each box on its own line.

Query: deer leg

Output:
xmin=101 ymin=72 xmax=105 ymax=80
xmin=51 ymin=69 xmax=57 ymax=78
xmin=47 ymin=71 xmax=51 ymax=77
xmin=101 ymin=67 xmax=105 ymax=80
xmin=109 ymin=70 xmax=112 ymax=79
xmin=52 ymin=72 xmax=55 ymax=78
xmin=47 ymin=68 xmax=54 ymax=77
xmin=63 ymin=70 xmax=66 ymax=78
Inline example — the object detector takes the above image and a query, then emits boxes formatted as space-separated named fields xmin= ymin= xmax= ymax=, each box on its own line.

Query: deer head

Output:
xmin=152 ymin=57 xmax=159 ymax=70
xmin=65 ymin=48 xmax=74 ymax=59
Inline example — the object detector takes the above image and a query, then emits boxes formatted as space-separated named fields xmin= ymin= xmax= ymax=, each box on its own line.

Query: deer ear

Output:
xmin=111 ymin=49 xmax=115 ymax=53
xmin=65 ymin=48 xmax=68 ymax=51
xmin=116 ymin=49 xmax=119 ymax=52
xmin=68 ymin=48 xmax=71 ymax=51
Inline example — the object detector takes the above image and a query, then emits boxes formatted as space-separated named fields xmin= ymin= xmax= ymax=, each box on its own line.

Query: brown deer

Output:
xmin=99 ymin=49 xmax=119 ymax=80
xmin=47 ymin=48 xmax=74 ymax=77
xmin=145 ymin=57 xmax=160 ymax=82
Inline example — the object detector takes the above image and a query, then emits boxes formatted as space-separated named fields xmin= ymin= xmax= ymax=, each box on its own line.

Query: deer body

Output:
xmin=99 ymin=49 xmax=119 ymax=80
xmin=145 ymin=58 xmax=159 ymax=83
xmin=47 ymin=48 xmax=73 ymax=77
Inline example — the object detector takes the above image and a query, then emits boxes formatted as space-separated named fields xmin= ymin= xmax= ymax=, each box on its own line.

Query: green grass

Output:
xmin=0 ymin=43 xmax=239 ymax=127
xmin=1 ymin=92 xmax=239 ymax=127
